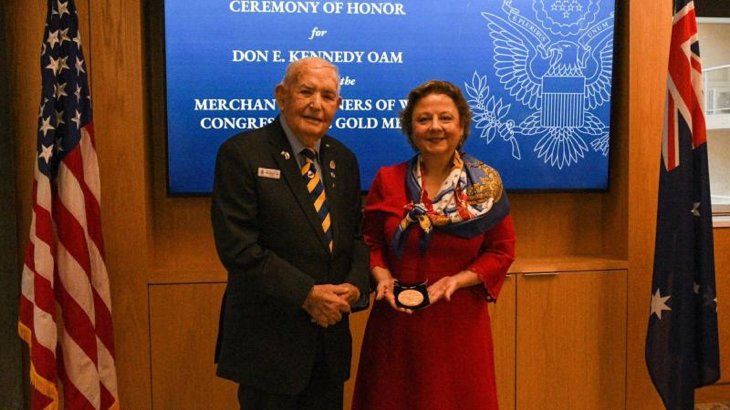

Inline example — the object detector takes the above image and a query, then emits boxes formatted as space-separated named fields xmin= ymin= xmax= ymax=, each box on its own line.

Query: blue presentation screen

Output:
xmin=165 ymin=0 xmax=616 ymax=194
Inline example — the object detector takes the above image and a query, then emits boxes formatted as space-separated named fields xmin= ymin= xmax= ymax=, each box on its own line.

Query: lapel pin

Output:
xmin=280 ymin=150 xmax=290 ymax=160
xmin=329 ymin=160 xmax=335 ymax=169
xmin=307 ymin=170 xmax=315 ymax=179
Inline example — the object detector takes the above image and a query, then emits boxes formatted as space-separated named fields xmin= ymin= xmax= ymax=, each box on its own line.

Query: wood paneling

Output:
xmin=88 ymin=0 xmax=153 ymax=407
xmin=626 ymin=1 xmax=672 ymax=408
xmin=603 ymin=0 xmax=629 ymax=261
xmin=714 ymin=229 xmax=730 ymax=384
xmin=510 ymin=193 xmax=604 ymax=258
xmin=7 ymin=0 xmax=46 ymax=268
xmin=516 ymin=271 xmax=627 ymax=410
xmin=490 ymin=275 xmax=516 ymax=410
xmin=344 ymin=296 xmax=372 ymax=410
xmin=149 ymin=283 xmax=238 ymax=409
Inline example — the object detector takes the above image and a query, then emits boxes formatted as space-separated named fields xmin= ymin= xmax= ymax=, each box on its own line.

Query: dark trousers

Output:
xmin=237 ymin=341 xmax=343 ymax=410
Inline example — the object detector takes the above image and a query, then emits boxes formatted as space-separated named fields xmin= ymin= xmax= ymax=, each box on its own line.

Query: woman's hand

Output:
xmin=372 ymin=266 xmax=413 ymax=314
xmin=427 ymin=276 xmax=460 ymax=305
xmin=427 ymin=270 xmax=480 ymax=305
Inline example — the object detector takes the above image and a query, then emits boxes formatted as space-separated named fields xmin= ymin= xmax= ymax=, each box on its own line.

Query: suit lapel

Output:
xmin=268 ymin=120 xmax=331 ymax=252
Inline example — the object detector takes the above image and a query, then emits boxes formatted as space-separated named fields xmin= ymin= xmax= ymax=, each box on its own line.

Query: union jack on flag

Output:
xmin=646 ymin=1 xmax=720 ymax=409
xmin=662 ymin=0 xmax=707 ymax=172
xmin=18 ymin=0 xmax=119 ymax=409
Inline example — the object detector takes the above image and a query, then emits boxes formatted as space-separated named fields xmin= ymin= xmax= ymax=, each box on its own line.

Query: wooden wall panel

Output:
xmin=343 ymin=297 xmax=372 ymax=410
xmin=510 ymin=193 xmax=604 ymax=258
xmin=88 ymin=0 xmax=153 ymax=407
xmin=490 ymin=275 xmax=516 ymax=410
xmin=714 ymin=229 xmax=730 ymax=384
xmin=149 ymin=283 xmax=237 ymax=409
xmin=602 ymin=0 xmax=629 ymax=261
xmin=7 ymin=0 xmax=46 ymax=267
xmin=5 ymin=0 xmax=46 ymax=406
xmin=626 ymin=0 xmax=672 ymax=408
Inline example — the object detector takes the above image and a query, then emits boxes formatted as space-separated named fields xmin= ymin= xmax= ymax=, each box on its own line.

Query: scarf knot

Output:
xmin=390 ymin=152 xmax=510 ymax=259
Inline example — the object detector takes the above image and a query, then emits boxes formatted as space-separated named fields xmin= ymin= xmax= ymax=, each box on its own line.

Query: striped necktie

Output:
xmin=300 ymin=148 xmax=333 ymax=252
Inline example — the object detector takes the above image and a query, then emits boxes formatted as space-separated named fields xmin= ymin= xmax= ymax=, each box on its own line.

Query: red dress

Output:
xmin=352 ymin=162 xmax=516 ymax=410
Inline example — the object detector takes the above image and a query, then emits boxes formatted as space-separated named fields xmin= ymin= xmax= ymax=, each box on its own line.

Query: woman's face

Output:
xmin=410 ymin=93 xmax=462 ymax=161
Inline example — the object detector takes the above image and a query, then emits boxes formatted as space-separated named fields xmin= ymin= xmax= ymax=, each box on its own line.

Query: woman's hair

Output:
xmin=399 ymin=80 xmax=472 ymax=150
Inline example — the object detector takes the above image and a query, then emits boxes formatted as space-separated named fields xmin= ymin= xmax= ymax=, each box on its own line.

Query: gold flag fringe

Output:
xmin=18 ymin=321 xmax=60 ymax=410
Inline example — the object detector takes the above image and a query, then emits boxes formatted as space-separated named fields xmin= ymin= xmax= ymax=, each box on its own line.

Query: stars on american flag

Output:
xmin=22 ymin=1 xmax=119 ymax=408
xmin=46 ymin=56 xmax=60 ymax=75
xmin=57 ymin=0 xmax=70 ymax=18
xmin=71 ymin=110 xmax=82 ymax=129
xmin=39 ymin=144 xmax=54 ymax=164
xmin=58 ymin=56 xmax=70 ymax=74
xmin=38 ymin=97 xmax=48 ymax=119
xmin=40 ymin=117 xmax=54 ymax=137
xmin=54 ymin=82 xmax=68 ymax=100
xmin=59 ymin=28 xmax=71 ymax=45
xmin=75 ymin=56 xmax=85 ymax=74
xmin=47 ymin=30 xmax=60 ymax=49
xmin=55 ymin=109 xmax=65 ymax=126
xmin=37 ymin=0 xmax=91 ymax=166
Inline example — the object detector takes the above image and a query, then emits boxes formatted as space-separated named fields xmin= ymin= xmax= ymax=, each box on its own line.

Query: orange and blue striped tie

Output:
xmin=300 ymin=149 xmax=333 ymax=252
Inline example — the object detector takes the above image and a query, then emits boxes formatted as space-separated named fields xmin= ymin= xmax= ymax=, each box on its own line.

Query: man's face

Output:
xmin=275 ymin=63 xmax=341 ymax=146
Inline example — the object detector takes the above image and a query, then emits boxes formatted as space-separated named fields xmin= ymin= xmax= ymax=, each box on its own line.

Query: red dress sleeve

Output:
xmin=363 ymin=169 xmax=390 ymax=270
xmin=466 ymin=214 xmax=516 ymax=301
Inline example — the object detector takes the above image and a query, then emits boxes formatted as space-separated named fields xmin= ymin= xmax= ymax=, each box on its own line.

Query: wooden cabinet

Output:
xmin=491 ymin=269 xmax=628 ymax=410
xmin=147 ymin=268 xmax=626 ymax=410
xmin=490 ymin=275 xmax=516 ymax=410
xmin=516 ymin=270 xmax=627 ymax=409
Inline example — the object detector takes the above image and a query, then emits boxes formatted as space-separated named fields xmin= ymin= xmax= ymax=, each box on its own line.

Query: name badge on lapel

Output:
xmin=257 ymin=167 xmax=281 ymax=179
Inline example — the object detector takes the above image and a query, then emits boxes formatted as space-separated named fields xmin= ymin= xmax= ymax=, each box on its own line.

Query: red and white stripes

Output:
xmin=19 ymin=124 xmax=118 ymax=410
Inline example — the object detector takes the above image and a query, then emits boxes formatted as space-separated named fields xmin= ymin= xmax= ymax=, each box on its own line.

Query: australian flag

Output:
xmin=645 ymin=1 xmax=720 ymax=409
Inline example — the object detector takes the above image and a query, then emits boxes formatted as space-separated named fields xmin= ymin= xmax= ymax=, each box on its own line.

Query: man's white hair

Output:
xmin=279 ymin=57 xmax=340 ymax=92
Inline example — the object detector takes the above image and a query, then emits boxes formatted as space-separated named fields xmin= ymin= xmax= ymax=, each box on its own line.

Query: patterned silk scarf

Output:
xmin=391 ymin=152 xmax=510 ymax=258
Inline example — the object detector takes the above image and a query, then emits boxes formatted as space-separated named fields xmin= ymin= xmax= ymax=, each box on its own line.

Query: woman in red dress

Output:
xmin=352 ymin=80 xmax=516 ymax=410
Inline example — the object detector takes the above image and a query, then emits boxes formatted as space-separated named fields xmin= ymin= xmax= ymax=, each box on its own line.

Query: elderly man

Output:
xmin=211 ymin=57 xmax=370 ymax=409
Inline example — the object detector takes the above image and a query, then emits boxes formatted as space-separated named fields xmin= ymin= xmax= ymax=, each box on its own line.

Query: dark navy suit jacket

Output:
xmin=211 ymin=117 xmax=370 ymax=395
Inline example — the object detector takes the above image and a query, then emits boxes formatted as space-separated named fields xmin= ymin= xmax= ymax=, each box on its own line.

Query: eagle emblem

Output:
xmin=466 ymin=0 xmax=614 ymax=169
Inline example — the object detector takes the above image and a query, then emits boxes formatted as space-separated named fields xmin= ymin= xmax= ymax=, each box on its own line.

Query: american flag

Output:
xmin=17 ymin=1 xmax=119 ymax=409
xmin=645 ymin=1 xmax=720 ymax=409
